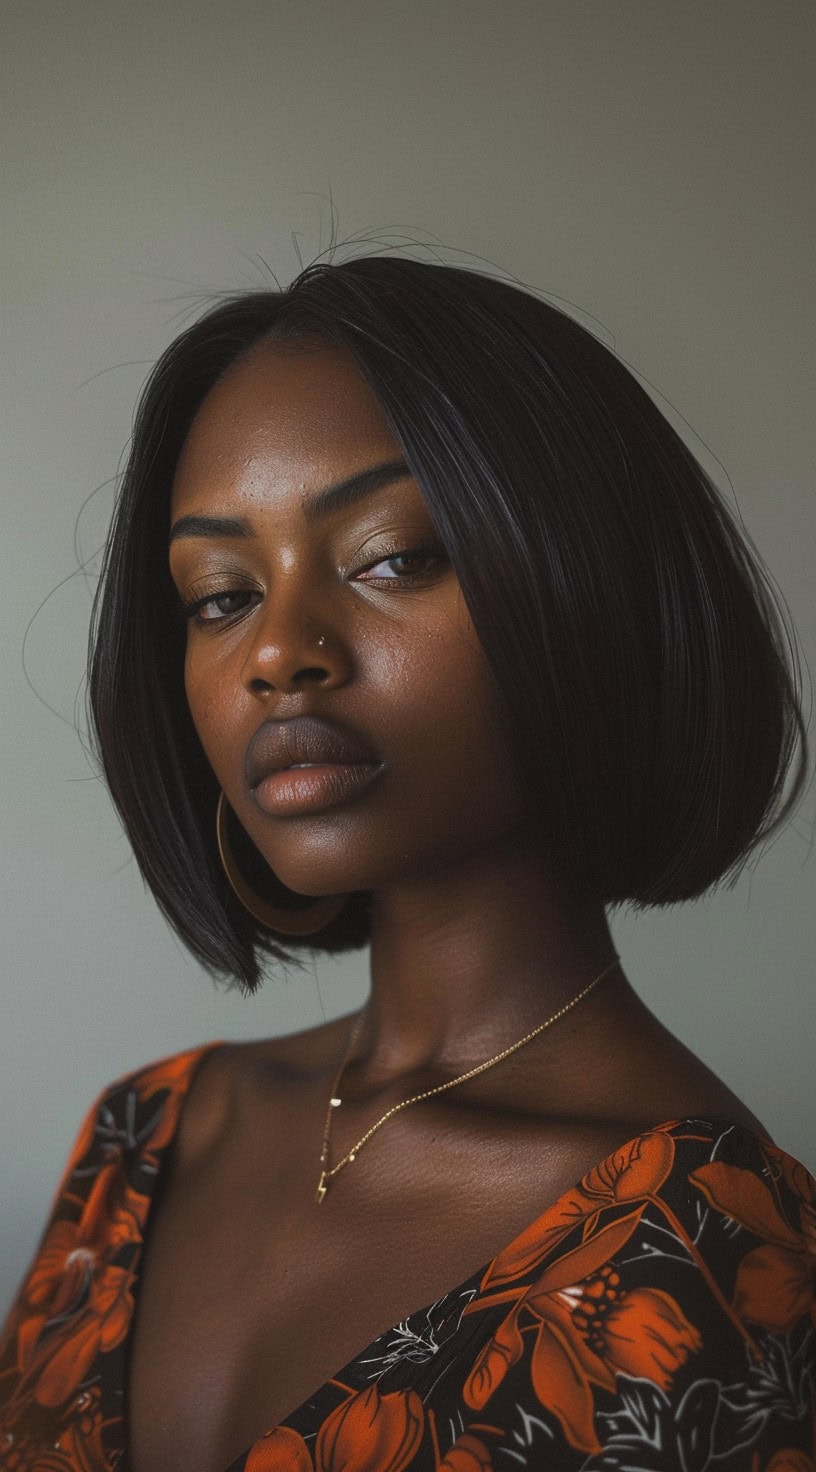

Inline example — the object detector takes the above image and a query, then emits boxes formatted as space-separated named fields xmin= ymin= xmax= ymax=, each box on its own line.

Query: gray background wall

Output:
xmin=2 ymin=0 xmax=814 ymax=1316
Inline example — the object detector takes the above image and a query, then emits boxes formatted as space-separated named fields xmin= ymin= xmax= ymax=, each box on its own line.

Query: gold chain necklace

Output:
xmin=316 ymin=955 xmax=620 ymax=1202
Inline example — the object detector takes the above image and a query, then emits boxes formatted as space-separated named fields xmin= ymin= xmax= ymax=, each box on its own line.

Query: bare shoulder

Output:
xmin=570 ymin=977 xmax=775 ymax=1148
xmin=620 ymin=1011 xmax=773 ymax=1144
xmin=172 ymin=1014 xmax=355 ymax=1170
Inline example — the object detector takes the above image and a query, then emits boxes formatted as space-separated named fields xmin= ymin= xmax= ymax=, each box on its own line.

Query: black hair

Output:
xmin=87 ymin=254 xmax=810 ymax=993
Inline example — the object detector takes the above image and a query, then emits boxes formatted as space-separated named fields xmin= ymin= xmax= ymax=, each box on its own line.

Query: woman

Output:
xmin=1 ymin=255 xmax=813 ymax=1472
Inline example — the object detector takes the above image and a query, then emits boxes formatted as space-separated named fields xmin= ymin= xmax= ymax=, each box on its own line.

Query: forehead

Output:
xmin=172 ymin=342 xmax=402 ymax=513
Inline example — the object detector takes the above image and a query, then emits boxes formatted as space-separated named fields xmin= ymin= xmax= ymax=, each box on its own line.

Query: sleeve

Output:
xmin=0 ymin=1045 xmax=213 ymax=1464
xmin=0 ymin=1078 xmax=111 ymax=1344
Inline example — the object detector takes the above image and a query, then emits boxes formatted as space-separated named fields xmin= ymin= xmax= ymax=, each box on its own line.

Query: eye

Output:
xmin=178 ymin=542 xmax=447 ymax=629
xmin=355 ymin=543 xmax=446 ymax=584
xmin=181 ymin=589 xmax=257 ymax=625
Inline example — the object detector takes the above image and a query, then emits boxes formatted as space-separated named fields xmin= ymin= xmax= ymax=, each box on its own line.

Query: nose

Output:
xmin=240 ymin=588 xmax=351 ymax=695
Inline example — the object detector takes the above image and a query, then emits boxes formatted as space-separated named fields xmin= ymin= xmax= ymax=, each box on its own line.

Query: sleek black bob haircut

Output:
xmin=88 ymin=254 xmax=809 ymax=993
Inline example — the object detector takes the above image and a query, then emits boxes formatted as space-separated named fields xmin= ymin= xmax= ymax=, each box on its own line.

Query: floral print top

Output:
xmin=0 ymin=1043 xmax=814 ymax=1472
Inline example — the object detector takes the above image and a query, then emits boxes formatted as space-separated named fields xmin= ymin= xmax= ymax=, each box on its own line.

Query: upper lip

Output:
xmin=246 ymin=715 xmax=381 ymax=788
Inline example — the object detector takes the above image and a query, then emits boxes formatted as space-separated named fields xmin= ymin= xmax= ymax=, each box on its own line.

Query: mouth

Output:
xmin=252 ymin=759 xmax=385 ymax=817
xmin=245 ymin=714 xmax=384 ymax=815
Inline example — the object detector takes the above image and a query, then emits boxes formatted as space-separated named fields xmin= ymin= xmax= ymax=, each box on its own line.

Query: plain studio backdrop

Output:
xmin=1 ymin=0 xmax=814 ymax=1315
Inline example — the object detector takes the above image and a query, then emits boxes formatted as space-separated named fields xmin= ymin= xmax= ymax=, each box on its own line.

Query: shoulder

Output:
xmin=572 ymin=1112 xmax=814 ymax=1269
xmin=88 ymin=1039 xmax=223 ymax=1111
xmin=168 ymin=1016 xmax=355 ymax=1170
xmin=31 ymin=1042 xmax=224 ymax=1206
xmin=53 ymin=1014 xmax=355 ymax=1180
xmin=654 ymin=1114 xmax=816 ymax=1277
xmin=91 ymin=1039 xmax=224 ymax=1140
xmin=481 ymin=1113 xmax=813 ymax=1297
xmin=455 ymin=1115 xmax=815 ymax=1463
xmin=584 ymin=987 xmax=775 ymax=1143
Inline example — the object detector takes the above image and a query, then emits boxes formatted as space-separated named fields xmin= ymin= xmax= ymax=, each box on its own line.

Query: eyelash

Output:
xmin=180 ymin=542 xmax=446 ymax=627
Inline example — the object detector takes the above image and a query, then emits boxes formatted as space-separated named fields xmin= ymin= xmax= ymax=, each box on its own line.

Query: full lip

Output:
xmin=252 ymin=757 xmax=386 ymax=818
xmin=245 ymin=714 xmax=382 ymax=792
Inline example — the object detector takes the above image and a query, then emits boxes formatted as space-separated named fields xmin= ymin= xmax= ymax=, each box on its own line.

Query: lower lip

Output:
xmin=253 ymin=762 xmax=384 ymax=815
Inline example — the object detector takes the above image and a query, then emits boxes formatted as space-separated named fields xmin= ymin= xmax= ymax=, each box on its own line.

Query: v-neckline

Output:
xmin=122 ymin=1040 xmax=772 ymax=1472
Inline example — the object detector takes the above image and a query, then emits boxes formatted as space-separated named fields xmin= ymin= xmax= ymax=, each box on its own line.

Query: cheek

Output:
xmin=183 ymin=649 xmax=237 ymax=770
xmin=381 ymin=620 xmax=508 ymax=787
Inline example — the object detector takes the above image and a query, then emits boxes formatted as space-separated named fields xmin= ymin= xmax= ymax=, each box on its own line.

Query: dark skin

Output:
xmin=128 ymin=341 xmax=769 ymax=1472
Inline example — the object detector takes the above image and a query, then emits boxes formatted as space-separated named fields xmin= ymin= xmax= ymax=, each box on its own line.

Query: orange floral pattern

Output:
xmin=0 ymin=1047 xmax=814 ymax=1471
xmin=0 ymin=1046 xmax=213 ymax=1471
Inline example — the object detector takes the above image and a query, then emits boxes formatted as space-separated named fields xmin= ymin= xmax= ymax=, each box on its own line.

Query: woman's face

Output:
xmin=169 ymin=341 xmax=528 ymax=899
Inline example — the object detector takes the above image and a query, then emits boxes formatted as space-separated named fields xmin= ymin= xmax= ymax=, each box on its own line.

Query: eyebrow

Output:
xmin=168 ymin=457 xmax=413 ymax=544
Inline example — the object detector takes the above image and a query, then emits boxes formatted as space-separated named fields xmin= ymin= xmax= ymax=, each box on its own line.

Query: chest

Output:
xmin=126 ymin=1109 xmax=603 ymax=1472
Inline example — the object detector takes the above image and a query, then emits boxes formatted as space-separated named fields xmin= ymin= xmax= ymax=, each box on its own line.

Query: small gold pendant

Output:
xmin=316 ymin=1170 xmax=328 ymax=1204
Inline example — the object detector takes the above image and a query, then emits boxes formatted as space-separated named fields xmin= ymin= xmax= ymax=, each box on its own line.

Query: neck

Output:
xmin=357 ymin=836 xmax=621 ymax=1083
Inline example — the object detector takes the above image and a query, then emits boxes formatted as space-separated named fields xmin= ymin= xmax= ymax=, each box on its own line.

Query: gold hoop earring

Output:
xmin=215 ymin=791 xmax=349 ymax=937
